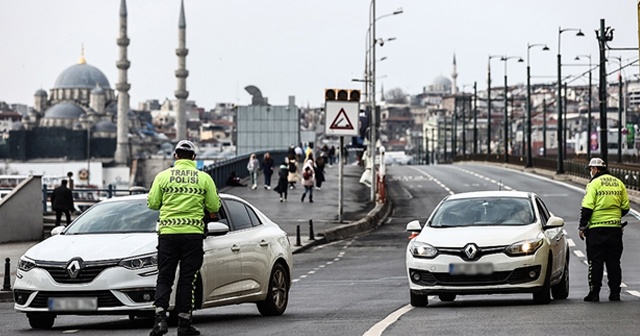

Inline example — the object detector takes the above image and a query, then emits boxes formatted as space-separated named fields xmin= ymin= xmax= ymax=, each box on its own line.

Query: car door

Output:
xmin=201 ymin=203 xmax=243 ymax=303
xmin=536 ymin=197 xmax=566 ymax=277
xmin=223 ymin=199 xmax=272 ymax=295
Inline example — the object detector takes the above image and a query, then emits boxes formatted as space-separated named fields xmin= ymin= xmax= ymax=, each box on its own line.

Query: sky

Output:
xmin=0 ymin=0 xmax=637 ymax=110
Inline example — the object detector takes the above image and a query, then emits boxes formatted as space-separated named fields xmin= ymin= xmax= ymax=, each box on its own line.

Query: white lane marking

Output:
xmin=567 ymin=238 xmax=576 ymax=247
xmin=574 ymin=250 xmax=585 ymax=258
xmin=627 ymin=290 xmax=640 ymax=297
xmin=292 ymin=238 xmax=354 ymax=283
xmin=621 ymin=283 xmax=628 ymax=288
xmin=363 ymin=304 xmax=414 ymax=336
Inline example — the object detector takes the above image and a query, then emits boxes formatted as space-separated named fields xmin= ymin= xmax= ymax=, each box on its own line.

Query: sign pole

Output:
xmin=338 ymin=136 xmax=344 ymax=223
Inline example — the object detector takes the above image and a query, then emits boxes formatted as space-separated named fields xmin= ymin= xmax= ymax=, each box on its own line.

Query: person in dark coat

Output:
xmin=51 ymin=180 xmax=74 ymax=226
xmin=274 ymin=159 xmax=289 ymax=202
xmin=261 ymin=152 xmax=275 ymax=189
xmin=315 ymin=154 xmax=326 ymax=190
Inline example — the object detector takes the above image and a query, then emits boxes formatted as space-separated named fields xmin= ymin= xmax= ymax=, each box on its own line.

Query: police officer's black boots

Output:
xmin=149 ymin=311 xmax=168 ymax=336
xmin=609 ymin=290 xmax=621 ymax=301
xmin=583 ymin=288 xmax=600 ymax=302
xmin=177 ymin=317 xmax=201 ymax=336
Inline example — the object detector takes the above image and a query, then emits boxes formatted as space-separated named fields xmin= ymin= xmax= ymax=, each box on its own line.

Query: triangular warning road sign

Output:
xmin=329 ymin=108 xmax=355 ymax=130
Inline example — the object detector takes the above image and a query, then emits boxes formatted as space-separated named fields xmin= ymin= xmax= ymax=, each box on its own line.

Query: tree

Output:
xmin=386 ymin=88 xmax=409 ymax=104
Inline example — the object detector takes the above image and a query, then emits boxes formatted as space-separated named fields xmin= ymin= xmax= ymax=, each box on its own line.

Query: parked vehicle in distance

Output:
xmin=406 ymin=190 xmax=569 ymax=306
xmin=13 ymin=193 xmax=293 ymax=329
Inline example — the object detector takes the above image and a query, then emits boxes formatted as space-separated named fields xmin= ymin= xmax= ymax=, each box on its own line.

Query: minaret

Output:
xmin=114 ymin=0 xmax=131 ymax=165
xmin=175 ymin=0 xmax=189 ymax=141
xmin=451 ymin=53 xmax=458 ymax=95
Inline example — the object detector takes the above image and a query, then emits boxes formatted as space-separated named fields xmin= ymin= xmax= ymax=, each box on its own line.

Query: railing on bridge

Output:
xmin=452 ymin=153 xmax=640 ymax=191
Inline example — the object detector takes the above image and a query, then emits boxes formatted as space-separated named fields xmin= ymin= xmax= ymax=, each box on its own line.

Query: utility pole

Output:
xmin=597 ymin=19 xmax=614 ymax=162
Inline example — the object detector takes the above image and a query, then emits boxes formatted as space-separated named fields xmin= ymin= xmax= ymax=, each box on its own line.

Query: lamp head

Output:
xmin=576 ymin=30 xmax=585 ymax=37
xmin=542 ymin=45 xmax=550 ymax=51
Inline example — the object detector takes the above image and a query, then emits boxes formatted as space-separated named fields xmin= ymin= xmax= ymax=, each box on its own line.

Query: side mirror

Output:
xmin=50 ymin=226 xmax=65 ymax=236
xmin=406 ymin=220 xmax=422 ymax=232
xmin=207 ymin=222 xmax=229 ymax=237
xmin=545 ymin=216 xmax=565 ymax=229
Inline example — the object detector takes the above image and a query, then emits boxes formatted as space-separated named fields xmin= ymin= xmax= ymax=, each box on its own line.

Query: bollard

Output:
xmin=3 ymin=258 xmax=11 ymax=291
xmin=309 ymin=219 xmax=315 ymax=241
xmin=295 ymin=225 xmax=301 ymax=246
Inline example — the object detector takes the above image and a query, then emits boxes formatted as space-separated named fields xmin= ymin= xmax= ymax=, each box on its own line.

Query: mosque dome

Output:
xmin=53 ymin=62 xmax=111 ymax=90
xmin=43 ymin=102 xmax=86 ymax=119
xmin=433 ymin=75 xmax=452 ymax=87
xmin=34 ymin=89 xmax=47 ymax=97
xmin=93 ymin=119 xmax=117 ymax=133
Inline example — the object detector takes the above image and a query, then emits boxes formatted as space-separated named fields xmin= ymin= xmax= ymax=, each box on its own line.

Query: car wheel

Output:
xmin=410 ymin=290 xmax=429 ymax=307
xmin=532 ymin=260 xmax=552 ymax=304
xmin=551 ymin=258 xmax=570 ymax=300
xmin=257 ymin=263 xmax=289 ymax=316
xmin=438 ymin=294 xmax=456 ymax=302
xmin=27 ymin=313 xmax=55 ymax=329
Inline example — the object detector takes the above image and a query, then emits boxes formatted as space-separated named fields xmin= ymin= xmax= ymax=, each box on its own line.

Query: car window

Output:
xmin=246 ymin=205 xmax=262 ymax=227
xmin=535 ymin=197 xmax=550 ymax=225
xmin=223 ymin=199 xmax=253 ymax=231
xmin=430 ymin=197 xmax=535 ymax=227
xmin=65 ymin=199 xmax=159 ymax=234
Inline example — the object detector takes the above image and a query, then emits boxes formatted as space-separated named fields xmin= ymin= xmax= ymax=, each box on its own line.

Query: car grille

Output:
xmin=36 ymin=259 xmax=120 ymax=284
xmin=410 ymin=265 xmax=541 ymax=286
xmin=438 ymin=245 xmax=507 ymax=261
xmin=29 ymin=291 xmax=122 ymax=308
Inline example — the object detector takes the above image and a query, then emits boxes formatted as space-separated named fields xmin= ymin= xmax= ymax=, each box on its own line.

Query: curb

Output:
xmin=322 ymin=198 xmax=394 ymax=242
xmin=0 ymin=290 xmax=12 ymax=303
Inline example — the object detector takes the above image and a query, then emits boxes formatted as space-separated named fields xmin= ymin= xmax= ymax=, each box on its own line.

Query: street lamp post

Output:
xmin=610 ymin=56 xmax=625 ymax=163
xmin=557 ymin=27 xmax=584 ymax=173
xmin=473 ymin=82 xmax=478 ymax=155
xmin=487 ymin=55 xmax=502 ymax=158
xmin=500 ymin=55 xmax=524 ymax=163
xmin=543 ymin=97 xmax=547 ymax=158
xmin=575 ymin=54 xmax=593 ymax=159
xmin=526 ymin=43 xmax=549 ymax=167
xmin=368 ymin=1 xmax=402 ymax=202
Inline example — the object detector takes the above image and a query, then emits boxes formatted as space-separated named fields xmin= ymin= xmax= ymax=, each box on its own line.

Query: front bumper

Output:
xmin=406 ymin=248 xmax=548 ymax=295
xmin=13 ymin=265 xmax=157 ymax=314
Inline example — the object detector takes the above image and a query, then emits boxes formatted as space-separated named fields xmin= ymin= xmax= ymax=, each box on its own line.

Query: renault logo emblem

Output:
xmin=66 ymin=257 xmax=84 ymax=279
xmin=464 ymin=244 xmax=478 ymax=260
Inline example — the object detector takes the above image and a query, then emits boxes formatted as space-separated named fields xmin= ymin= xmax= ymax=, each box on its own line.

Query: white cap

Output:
xmin=174 ymin=140 xmax=196 ymax=153
xmin=588 ymin=157 xmax=606 ymax=168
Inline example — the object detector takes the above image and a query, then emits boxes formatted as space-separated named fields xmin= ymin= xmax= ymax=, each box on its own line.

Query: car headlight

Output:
xmin=408 ymin=241 xmax=438 ymax=258
xmin=18 ymin=258 xmax=36 ymax=272
xmin=119 ymin=253 xmax=158 ymax=270
xmin=505 ymin=238 xmax=544 ymax=256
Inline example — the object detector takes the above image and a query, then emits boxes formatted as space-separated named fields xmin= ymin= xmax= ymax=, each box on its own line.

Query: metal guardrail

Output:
xmin=453 ymin=154 xmax=640 ymax=191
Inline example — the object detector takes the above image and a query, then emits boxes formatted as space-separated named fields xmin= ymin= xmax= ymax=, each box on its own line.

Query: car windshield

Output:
xmin=429 ymin=197 xmax=535 ymax=227
xmin=65 ymin=199 xmax=159 ymax=234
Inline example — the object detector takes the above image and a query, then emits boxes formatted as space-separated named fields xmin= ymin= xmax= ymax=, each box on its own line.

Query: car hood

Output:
xmin=417 ymin=224 xmax=541 ymax=247
xmin=24 ymin=233 xmax=157 ymax=262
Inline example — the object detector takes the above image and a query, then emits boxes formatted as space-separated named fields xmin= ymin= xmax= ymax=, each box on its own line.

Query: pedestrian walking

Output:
xmin=329 ymin=145 xmax=336 ymax=166
xmin=273 ymin=158 xmax=289 ymax=202
xmin=51 ymin=179 xmax=74 ymax=226
xmin=294 ymin=144 xmax=304 ymax=164
xmin=315 ymin=154 xmax=326 ymax=190
xmin=301 ymin=158 xmax=315 ymax=203
xmin=247 ymin=153 xmax=260 ymax=190
xmin=287 ymin=154 xmax=299 ymax=189
xmin=261 ymin=152 xmax=274 ymax=190
xmin=147 ymin=140 xmax=221 ymax=336
xmin=579 ymin=157 xmax=630 ymax=302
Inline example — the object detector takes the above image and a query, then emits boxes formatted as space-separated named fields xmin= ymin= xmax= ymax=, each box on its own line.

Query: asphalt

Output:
xmin=0 ymin=162 xmax=392 ymax=302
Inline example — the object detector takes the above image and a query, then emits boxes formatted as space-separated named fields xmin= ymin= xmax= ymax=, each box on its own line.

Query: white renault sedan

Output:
xmin=406 ymin=191 xmax=569 ymax=306
xmin=13 ymin=193 xmax=293 ymax=329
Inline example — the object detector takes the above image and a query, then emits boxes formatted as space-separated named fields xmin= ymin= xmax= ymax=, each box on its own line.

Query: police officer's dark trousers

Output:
xmin=154 ymin=234 xmax=204 ymax=316
xmin=585 ymin=227 xmax=623 ymax=293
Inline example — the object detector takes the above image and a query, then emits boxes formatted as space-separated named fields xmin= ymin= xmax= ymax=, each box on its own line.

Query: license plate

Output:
xmin=48 ymin=297 xmax=98 ymax=311
xmin=449 ymin=263 xmax=493 ymax=275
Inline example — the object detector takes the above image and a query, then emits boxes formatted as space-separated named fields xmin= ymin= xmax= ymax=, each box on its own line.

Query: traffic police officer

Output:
xmin=148 ymin=140 xmax=221 ymax=336
xmin=579 ymin=157 xmax=629 ymax=302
